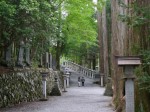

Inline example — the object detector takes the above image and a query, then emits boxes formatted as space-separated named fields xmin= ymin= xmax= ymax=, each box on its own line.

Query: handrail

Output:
xmin=63 ymin=61 xmax=98 ymax=79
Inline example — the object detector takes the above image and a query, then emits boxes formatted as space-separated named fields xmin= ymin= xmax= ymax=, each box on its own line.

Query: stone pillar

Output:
xmin=40 ymin=54 xmax=43 ymax=67
xmin=46 ymin=52 xmax=49 ymax=68
xmin=50 ymin=54 xmax=52 ymax=68
xmin=63 ymin=75 xmax=67 ymax=92
xmin=17 ymin=41 xmax=24 ymax=67
xmin=43 ymin=81 xmax=46 ymax=98
xmin=124 ymin=66 xmax=135 ymax=112
xmin=63 ymin=61 xmax=65 ymax=66
xmin=91 ymin=71 xmax=92 ymax=78
xmin=25 ymin=45 xmax=30 ymax=66
xmin=48 ymin=53 xmax=52 ymax=68
xmin=86 ymin=70 xmax=88 ymax=76
xmin=66 ymin=72 xmax=70 ymax=88
xmin=40 ymin=72 xmax=48 ymax=101
xmin=49 ymin=54 xmax=50 ymax=68
xmin=67 ymin=62 xmax=69 ymax=68
xmin=82 ymin=68 xmax=84 ymax=74
xmin=83 ymin=69 xmax=85 ymax=75
xmin=66 ymin=61 xmax=67 ymax=67
xmin=91 ymin=70 xmax=94 ymax=79
xmin=79 ymin=66 xmax=81 ymax=73
xmin=52 ymin=57 xmax=56 ymax=70
xmin=5 ymin=45 xmax=12 ymax=62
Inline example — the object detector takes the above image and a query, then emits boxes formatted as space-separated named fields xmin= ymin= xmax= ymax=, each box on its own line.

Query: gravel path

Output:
xmin=0 ymin=70 xmax=114 ymax=112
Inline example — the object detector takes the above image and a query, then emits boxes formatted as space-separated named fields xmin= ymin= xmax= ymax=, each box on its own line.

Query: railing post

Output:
xmin=63 ymin=75 xmax=67 ymax=92
xmin=83 ymin=69 xmax=85 ymax=75
xmin=86 ymin=69 xmax=88 ymax=77
xmin=87 ymin=69 xmax=89 ymax=78
xmin=91 ymin=70 xmax=94 ymax=79
xmin=66 ymin=72 xmax=70 ymax=88
xmin=90 ymin=70 xmax=92 ymax=78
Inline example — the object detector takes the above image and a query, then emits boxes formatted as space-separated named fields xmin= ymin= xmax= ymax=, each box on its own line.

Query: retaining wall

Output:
xmin=0 ymin=68 xmax=62 ymax=108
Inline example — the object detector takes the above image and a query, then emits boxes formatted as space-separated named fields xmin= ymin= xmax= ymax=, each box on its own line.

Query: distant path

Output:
xmin=0 ymin=71 xmax=114 ymax=112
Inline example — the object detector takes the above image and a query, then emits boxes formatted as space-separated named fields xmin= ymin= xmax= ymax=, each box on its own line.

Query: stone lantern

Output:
xmin=66 ymin=72 xmax=70 ymax=88
xmin=40 ymin=72 xmax=49 ymax=101
xmin=116 ymin=56 xmax=141 ymax=112
xmin=63 ymin=75 xmax=67 ymax=92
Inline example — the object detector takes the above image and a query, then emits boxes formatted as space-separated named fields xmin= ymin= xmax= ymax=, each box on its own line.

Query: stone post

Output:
xmin=124 ymin=66 xmax=135 ymax=112
xmin=66 ymin=61 xmax=68 ymax=67
xmin=52 ymin=57 xmax=56 ymax=70
xmin=40 ymin=54 xmax=43 ymax=67
xmin=5 ymin=45 xmax=12 ymax=63
xmin=91 ymin=70 xmax=94 ymax=79
xmin=116 ymin=56 xmax=141 ymax=112
xmin=46 ymin=52 xmax=49 ymax=68
xmin=40 ymin=72 xmax=49 ymax=101
xmin=66 ymin=72 xmax=70 ymax=88
xmin=86 ymin=70 xmax=88 ymax=76
xmin=83 ymin=69 xmax=85 ymax=75
xmin=49 ymin=53 xmax=53 ymax=68
xmin=49 ymin=53 xmax=50 ymax=68
xmin=25 ymin=45 xmax=30 ymax=66
xmin=91 ymin=70 xmax=93 ymax=78
xmin=67 ymin=62 xmax=69 ymax=68
xmin=63 ymin=75 xmax=67 ymax=92
xmin=17 ymin=41 xmax=24 ymax=67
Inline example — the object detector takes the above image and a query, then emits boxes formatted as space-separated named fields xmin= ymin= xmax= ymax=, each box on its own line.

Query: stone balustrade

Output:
xmin=63 ymin=61 xmax=97 ymax=79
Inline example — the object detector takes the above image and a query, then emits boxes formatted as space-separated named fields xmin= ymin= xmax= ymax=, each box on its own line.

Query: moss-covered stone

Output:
xmin=0 ymin=68 xmax=62 ymax=108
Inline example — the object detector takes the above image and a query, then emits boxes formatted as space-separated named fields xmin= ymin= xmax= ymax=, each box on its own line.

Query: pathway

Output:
xmin=0 ymin=71 xmax=114 ymax=112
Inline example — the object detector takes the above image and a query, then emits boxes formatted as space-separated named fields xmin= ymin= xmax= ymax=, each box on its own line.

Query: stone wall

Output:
xmin=0 ymin=68 xmax=58 ymax=108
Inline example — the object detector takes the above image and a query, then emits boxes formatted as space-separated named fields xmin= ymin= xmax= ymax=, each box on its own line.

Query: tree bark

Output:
xmin=97 ymin=12 xmax=104 ymax=74
xmin=56 ymin=41 xmax=60 ymax=70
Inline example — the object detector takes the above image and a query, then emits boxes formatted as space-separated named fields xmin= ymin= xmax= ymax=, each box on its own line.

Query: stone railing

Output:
xmin=62 ymin=61 xmax=97 ymax=79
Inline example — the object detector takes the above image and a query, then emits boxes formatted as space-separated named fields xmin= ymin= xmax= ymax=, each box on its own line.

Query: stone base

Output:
xmin=104 ymin=82 xmax=113 ymax=96
xmin=49 ymin=83 xmax=62 ymax=96
xmin=62 ymin=90 xmax=67 ymax=92
xmin=39 ymin=98 xmax=48 ymax=101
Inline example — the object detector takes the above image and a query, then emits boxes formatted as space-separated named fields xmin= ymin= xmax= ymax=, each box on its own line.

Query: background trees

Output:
xmin=0 ymin=0 xmax=61 ymax=67
xmin=61 ymin=0 xmax=99 ymax=68
xmin=0 ymin=0 xmax=99 ymax=70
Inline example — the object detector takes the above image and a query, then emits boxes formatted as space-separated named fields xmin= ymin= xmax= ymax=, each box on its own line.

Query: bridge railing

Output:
xmin=63 ymin=61 xmax=97 ymax=79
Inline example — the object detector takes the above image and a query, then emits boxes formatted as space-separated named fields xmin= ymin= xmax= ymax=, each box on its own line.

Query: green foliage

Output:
xmin=64 ymin=0 xmax=97 ymax=42
xmin=0 ymin=0 xmax=61 ymax=64
xmin=141 ymin=50 xmax=150 ymax=68
xmin=117 ymin=1 xmax=150 ymax=93
xmin=138 ymin=73 xmax=150 ymax=92
xmin=62 ymin=0 xmax=99 ymax=62
xmin=0 ymin=0 xmax=105 ymax=67
xmin=118 ymin=1 xmax=150 ymax=27
xmin=97 ymin=0 xmax=107 ymax=11
xmin=135 ymin=50 xmax=150 ymax=92
xmin=131 ymin=43 xmax=141 ymax=54
xmin=0 ymin=1 xmax=16 ymax=47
